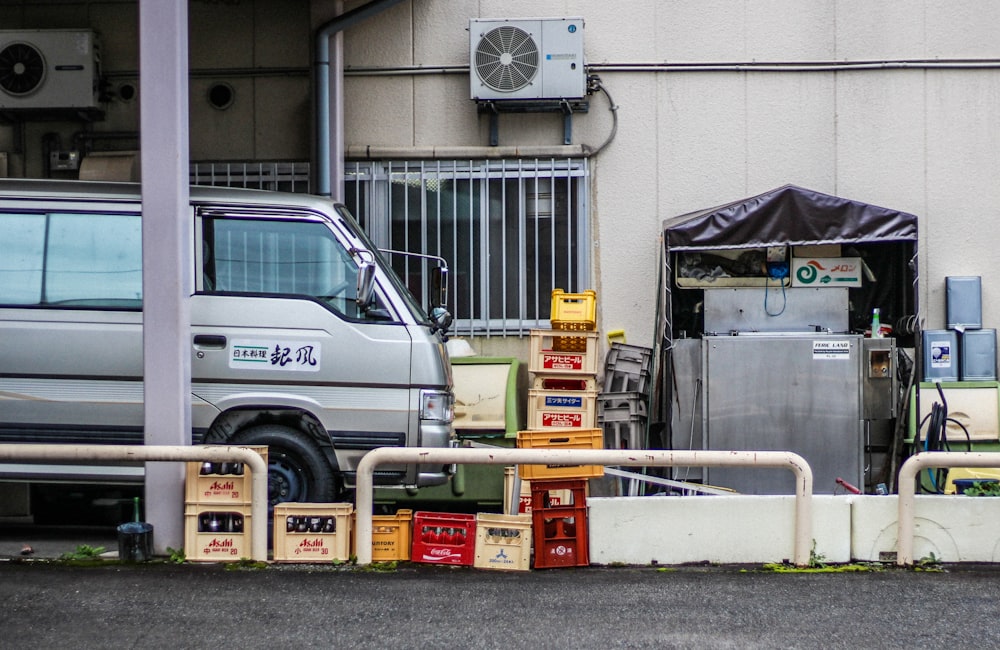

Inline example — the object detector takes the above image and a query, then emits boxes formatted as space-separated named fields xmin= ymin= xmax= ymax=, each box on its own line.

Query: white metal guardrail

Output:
xmin=0 ymin=444 xmax=268 ymax=561
xmin=896 ymin=451 xmax=1000 ymax=566
xmin=355 ymin=448 xmax=814 ymax=566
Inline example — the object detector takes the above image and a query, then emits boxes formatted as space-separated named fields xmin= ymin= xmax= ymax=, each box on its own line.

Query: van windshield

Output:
xmin=333 ymin=204 xmax=432 ymax=326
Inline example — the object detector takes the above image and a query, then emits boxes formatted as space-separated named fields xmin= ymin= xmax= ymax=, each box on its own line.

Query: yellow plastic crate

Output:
xmin=515 ymin=428 xmax=604 ymax=480
xmin=184 ymin=503 xmax=252 ymax=562
xmin=550 ymin=289 xmax=597 ymax=331
xmin=184 ymin=445 xmax=268 ymax=505
xmin=351 ymin=509 xmax=414 ymax=561
xmin=474 ymin=513 xmax=533 ymax=571
xmin=273 ymin=503 xmax=353 ymax=563
xmin=529 ymin=330 xmax=600 ymax=375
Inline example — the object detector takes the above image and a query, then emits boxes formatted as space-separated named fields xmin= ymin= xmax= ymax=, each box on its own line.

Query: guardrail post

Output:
xmin=0 ymin=444 xmax=268 ymax=561
xmin=355 ymin=448 xmax=812 ymax=567
xmin=896 ymin=451 xmax=1000 ymax=566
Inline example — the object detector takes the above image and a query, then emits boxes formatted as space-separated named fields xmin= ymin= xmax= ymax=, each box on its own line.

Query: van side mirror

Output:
xmin=356 ymin=261 xmax=376 ymax=309
xmin=430 ymin=265 xmax=448 ymax=308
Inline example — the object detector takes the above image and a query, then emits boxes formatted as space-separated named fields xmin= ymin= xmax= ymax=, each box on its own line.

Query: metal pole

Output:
xmin=139 ymin=0 xmax=192 ymax=555
xmin=896 ymin=451 xmax=1000 ymax=566
xmin=355 ymin=448 xmax=813 ymax=566
xmin=0 ymin=445 xmax=267 ymax=561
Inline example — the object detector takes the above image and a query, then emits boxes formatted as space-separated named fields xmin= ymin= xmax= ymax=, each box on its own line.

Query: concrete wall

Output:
xmin=588 ymin=494 xmax=1000 ymax=565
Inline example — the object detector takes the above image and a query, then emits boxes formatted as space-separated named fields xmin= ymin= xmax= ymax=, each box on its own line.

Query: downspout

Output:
xmin=315 ymin=0 xmax=407 ymax=199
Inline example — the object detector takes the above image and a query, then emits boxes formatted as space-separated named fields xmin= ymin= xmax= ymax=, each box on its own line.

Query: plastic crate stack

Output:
xmin=518 ymin=289 xmax=603 ymax=568
xmin=598 ymin=343 xmax=654 ymax=451
xmin=182 ymin=446 xmax=267 ymax=562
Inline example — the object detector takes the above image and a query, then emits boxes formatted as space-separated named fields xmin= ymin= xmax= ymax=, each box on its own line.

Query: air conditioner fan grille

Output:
xmin=0 ymin=41 xmax=46 ymax=96
xmin=474 ymin=26 xmax=539 ymax=93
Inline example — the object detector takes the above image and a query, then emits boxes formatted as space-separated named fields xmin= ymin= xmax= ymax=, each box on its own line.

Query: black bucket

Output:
xmin=117 ymin=521 xmax=154 ymax=562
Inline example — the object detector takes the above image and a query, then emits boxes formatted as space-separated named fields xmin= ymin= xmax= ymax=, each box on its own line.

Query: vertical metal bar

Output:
xmin=139 ymin=0 xmax=191 ymax=555
xmin=468 ymin=160 xmax=477 ymax=333
xmin=500 ymin=159 xmax=508 ymax=336
xmin=482 ymin=162 xmax=491 ymax=337
xmin=517 ymin=160 xmax=527 ymax=329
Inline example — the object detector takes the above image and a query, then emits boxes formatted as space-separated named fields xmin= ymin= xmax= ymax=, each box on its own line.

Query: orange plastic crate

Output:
xmin=515 ymin=428 xmax=604 ymax=480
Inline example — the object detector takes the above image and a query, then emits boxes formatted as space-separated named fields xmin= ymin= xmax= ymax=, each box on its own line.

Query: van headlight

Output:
xmin=420 ymin=389 xmax=454 ymax=423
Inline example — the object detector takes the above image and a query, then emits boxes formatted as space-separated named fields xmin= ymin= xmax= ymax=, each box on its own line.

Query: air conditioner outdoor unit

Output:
xmin=470 ymin=17 xmax=585 ymax=101
xmin=0 ymin=29 xmax=101 ymax=110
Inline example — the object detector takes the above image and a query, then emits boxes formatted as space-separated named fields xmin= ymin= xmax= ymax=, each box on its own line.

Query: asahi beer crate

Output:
xmin=550 ymin=289 xmax=597 ymax=331
xmin=184 ymin=445 xmax=268 ymax=504
xmin=474 ymin=513 xmax=532 ymax=571
xmin=527 ymin=388 xmax=598 ymax=430
xmin=529 ymin=330 xmax=599 ymax=375
xmin=515 ymin=428 xmax=604 ymax=480
xmin=273 ymin=502 xmax=353 ymax=563
xmin=532 ymin=375 xmax=598 ymax=392
xmin=352 ymin=509 xmax=414 ymax=561
xmin=411 ymin=511 xmax=476 ymax=566
xmin=184 ymin=503 xmax=252 ymax=562
xmin=503 ymin=467 xmax=573 ymax=514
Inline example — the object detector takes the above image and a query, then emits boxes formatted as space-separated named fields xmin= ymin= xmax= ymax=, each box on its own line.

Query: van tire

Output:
xmin=230 ymin=424 xmax=338 ymax=507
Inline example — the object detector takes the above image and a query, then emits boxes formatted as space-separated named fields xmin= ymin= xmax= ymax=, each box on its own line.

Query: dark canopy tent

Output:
xmin=652 ymin=184 xmax=919 ymax=438
xmin=658 ymin=184 xmax=919 ymax=340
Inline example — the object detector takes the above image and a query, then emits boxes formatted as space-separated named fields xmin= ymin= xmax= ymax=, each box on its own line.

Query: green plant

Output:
xmin=913 ymin=551 xmax=944 ymax=571
xmin=165 ymin=547 xmax=186 ymax=564
xmin=59 ymin=544 xmax=106 ymax=562
xmin=224 ymin=558 xmax=268 ymax=570
xmin=962 ymin=482 xmax=1000 ymax=497
xmin=358 ymin=561 xmax=398 ymax=572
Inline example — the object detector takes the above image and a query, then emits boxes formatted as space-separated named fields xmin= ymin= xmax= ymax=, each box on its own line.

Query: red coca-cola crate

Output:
xmin=531 ymin=479 xmax=589 ymax=569
xmin=410 ymin=512 xmax=476 ymax=566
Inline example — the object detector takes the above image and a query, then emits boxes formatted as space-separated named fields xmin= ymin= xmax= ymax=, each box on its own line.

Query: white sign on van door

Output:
xmin=230 ymin=340 xmax=321 ymax=371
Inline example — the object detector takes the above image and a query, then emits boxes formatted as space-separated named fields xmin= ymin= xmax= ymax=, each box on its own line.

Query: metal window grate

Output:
xmin=345 ymin=158 xmax=590 ymax=337
xmin=190 ymin=161 xmax=311 ymax=194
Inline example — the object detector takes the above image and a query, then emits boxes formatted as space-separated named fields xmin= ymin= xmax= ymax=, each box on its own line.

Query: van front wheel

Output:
xmin=230 ymin=424 xmax=337 ymax=506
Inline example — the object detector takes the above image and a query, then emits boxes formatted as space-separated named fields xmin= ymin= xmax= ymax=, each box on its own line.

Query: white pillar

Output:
xmin=139 ymin=0 xmax=191 ymax=554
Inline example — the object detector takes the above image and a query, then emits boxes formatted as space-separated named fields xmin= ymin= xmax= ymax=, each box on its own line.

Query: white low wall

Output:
xmin=852 ymin=495 xmax=1000 ymax=563
xmin=588 ymin=494 xmax=1000 ymax=565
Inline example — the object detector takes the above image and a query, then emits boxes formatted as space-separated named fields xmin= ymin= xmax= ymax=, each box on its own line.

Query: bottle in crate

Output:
xmin=273 ymin=503 xmax=353 ymax=563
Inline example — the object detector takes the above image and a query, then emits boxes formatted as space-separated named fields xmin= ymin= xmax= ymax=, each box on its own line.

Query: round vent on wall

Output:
xmin=0 ymin=41 xmax=46 ymax=96
xmin=474 ymin=25 xmax=539 ymax=93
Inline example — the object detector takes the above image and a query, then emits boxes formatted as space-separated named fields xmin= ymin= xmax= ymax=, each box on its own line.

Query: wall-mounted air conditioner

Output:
xmin=0 ymin=30 xmax=101 ymax=110
xmin=470 ymin=17 xmax=585 ymax=101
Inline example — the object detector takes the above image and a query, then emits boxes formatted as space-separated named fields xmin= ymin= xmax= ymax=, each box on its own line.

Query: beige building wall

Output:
xmin=1 ymin=1 xmax=999 ymax=351
xmin=342 ymin=0 xmax=1000 ymax=349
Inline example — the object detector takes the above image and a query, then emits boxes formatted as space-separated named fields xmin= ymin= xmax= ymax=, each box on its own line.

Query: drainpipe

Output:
xmin=315 ymin=0 xmax=407 ymax=199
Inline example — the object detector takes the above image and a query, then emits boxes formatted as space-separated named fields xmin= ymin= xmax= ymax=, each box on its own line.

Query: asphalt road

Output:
xmin=2 ymin=558 xmax=999 ymax=649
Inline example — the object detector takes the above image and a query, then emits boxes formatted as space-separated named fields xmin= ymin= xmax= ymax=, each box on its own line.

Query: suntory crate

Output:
xmin=184 ymin=503 xmax=252 ymax=562
xmin=527 ymin=388 xmax=598 ymax=429
xmin=515 ymin=428 xmax=604 ymax=480
xmin=352 ymin=509 xmax=414 ymax=561
xmin=184 ymin=445 xmax=268 ymax=504
xmin=474 ymin=513 xmax=532 ymax=571
xmin=273 ymin=502 xmax=353 ymax=563
xmin=529 ymin=330 xmax=600 ymax=375
xmin=550 ymin=289 xmax=597 ymax=331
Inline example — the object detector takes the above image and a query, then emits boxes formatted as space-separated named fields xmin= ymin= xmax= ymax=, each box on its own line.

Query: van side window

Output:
xmin=203 ymin=216 xmax=373 ymax=319
xmin=0 ymin=212 xmax=142 ymax=308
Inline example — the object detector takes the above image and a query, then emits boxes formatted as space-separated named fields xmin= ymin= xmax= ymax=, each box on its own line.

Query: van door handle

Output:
xmin=193 ymin=334 xmax=227 ymax=349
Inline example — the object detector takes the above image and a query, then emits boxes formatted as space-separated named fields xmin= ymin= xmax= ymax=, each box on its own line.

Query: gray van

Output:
xmin=0 ymin=179 xmax=454 ymax=504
